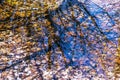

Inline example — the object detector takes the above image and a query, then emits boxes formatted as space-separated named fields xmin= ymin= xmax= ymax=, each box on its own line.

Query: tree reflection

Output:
xmin=0 ymin=0 xmax=119 ymax=79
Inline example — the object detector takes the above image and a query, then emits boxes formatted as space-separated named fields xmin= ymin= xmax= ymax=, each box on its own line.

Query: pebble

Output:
xmin=41 ymin=60 xmax=46 ymax=64
xmin=8 ymin=61 xmax=12 ymax=65
xmin=25 ymin=68 xmax=30 ymax=72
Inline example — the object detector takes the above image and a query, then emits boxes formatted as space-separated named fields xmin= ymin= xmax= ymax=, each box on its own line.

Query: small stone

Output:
xmin=14 ymin=66 xmax=18 ymax=69
xmin=25 ymin=68 xmax=30 ymax=72
xmin=42 ymin=60 xmax=46 ymax=63
xmin=8 ymin=61 xmax=12 ymax=65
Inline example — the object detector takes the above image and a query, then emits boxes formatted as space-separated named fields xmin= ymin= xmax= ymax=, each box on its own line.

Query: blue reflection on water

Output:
xmin=29 ymin=0 xmax=119 ymax=69
xmin=46 ymin=0 xmax=119 ymax=67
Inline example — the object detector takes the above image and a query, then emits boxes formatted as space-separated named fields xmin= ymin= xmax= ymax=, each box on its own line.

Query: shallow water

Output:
xmin=0 ymin=0 xmax=120 ymax=79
